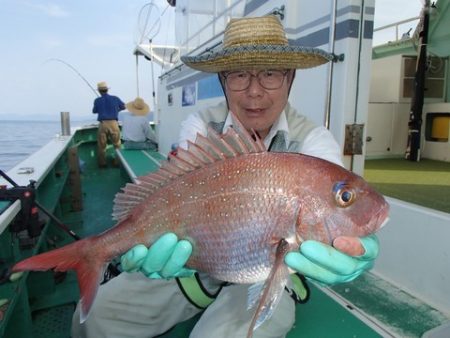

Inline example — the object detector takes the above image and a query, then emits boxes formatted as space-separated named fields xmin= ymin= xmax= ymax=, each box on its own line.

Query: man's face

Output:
xmin=222 ymin=69 xmax=294 ymax=139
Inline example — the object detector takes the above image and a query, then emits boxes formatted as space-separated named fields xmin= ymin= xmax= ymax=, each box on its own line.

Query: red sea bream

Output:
xmin=13 ymin=113 xmax=389 ymax=337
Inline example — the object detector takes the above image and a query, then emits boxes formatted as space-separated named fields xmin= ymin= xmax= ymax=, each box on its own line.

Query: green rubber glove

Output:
xmin=121 ymin=233 xmax=196 ymax=279
xmin=284 ymin=235 xmax=379 ymax=285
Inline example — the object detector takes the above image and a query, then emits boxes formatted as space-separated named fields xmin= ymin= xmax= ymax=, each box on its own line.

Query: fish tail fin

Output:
xmin=12 ymin=238 xmax=105 ymax=322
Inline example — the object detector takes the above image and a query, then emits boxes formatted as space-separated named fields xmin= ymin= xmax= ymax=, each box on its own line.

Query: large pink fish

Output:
xmin=13 ymin=113 xmax=389 ymax=337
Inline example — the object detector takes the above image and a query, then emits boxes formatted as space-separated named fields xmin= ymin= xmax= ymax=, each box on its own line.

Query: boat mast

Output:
xmin=405 ymin=0 xmax=430 ymax=162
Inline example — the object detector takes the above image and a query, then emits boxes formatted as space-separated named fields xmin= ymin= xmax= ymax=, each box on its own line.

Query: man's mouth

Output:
xmin=245 ymin=108 xmax=265 ymax=116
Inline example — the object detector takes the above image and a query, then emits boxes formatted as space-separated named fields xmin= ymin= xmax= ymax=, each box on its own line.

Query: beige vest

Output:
xmin=178 ymin=101 xmax=315 ymax=308
xmin=197 ymin=101 xmax=317 ymax=152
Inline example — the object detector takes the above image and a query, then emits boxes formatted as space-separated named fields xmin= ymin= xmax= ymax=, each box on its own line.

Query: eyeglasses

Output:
xmin=222 ymin=70 xmax=288 ymax=91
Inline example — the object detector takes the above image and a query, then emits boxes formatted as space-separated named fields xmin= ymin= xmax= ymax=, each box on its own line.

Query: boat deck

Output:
xmin=0 ymin=138 xmax=129 ymax=338
xmin=364 ymin=158 xmax=450 ymax=213
xmin=1 ymin=136 xmax=449 ymax=337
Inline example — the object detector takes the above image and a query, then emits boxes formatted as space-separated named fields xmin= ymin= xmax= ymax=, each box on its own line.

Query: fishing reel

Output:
xmin=0 ymin=173 xmax=44 ymax=248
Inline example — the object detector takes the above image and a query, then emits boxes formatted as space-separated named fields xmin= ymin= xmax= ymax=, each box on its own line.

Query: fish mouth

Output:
xmin=321 ymin=200 xmax=390 ymax=243
xmin=369 ymin=201 xmax=390 ymax=231
xmin=379 ymin=216 xmax=390 ymax=229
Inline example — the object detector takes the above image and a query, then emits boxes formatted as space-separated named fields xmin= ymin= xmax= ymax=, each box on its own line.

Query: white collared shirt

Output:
xmin=122 ymin=113 xmax=156 ymax=142
xmin=179 ymin=107 xmax=343 ymax=166
xmin=222 ymin=110 xmax=290 ymax=150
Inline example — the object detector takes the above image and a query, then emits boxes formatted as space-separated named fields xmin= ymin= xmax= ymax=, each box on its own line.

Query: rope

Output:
xmin=149 ymin=40 xmax=157 ymax=110
xmin=135 ymin=55 xmax=140 ymax=97
xmin=161 ymin=3 xmax=172 ymax=73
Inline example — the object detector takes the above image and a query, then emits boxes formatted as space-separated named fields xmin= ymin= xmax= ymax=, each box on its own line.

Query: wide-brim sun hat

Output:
xmin=181 ymin=15 xmax=334 ymax=73
xmin=126 ymin=97 xmax=150 ymax=116
xmin=97 ymin=81 xmax=109 ymax=90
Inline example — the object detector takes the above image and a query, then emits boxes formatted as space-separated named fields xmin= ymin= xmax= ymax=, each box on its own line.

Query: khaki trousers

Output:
xmin=97 ymin=120 xmax=121 ymax=166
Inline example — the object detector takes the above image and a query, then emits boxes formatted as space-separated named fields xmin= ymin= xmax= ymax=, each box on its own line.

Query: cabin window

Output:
xmin=402 ymin=56 xmax=447 ymax=99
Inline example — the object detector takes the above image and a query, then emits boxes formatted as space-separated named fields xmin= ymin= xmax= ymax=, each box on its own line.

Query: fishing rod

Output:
xmin=0 ymin=169 xmax=121 ymax=279
xmin=44 ymin=58 xmax=99 ymax=97
xmin=405 ymin=0 xmax=429 ymax=161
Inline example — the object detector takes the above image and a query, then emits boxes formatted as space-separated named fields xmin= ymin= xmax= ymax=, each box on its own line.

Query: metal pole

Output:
xmin=60 ymin=111 xmax=71 ymax=136
xmin=324 ymin=0 xmax=338 ymax=129
xmin=149 ymin=39 xmax=158 ymax=123
xmin=405 ymin=0 xmax=430 ymax=161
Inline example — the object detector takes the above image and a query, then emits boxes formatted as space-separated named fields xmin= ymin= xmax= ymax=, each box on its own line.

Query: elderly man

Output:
xmin=122 ymin=97 xmax=158 ymax=150
xmin=73 ymin=16 xmax=378 ymax=338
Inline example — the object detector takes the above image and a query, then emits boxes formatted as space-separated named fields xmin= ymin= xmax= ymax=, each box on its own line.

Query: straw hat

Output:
xmin=97 ymin=81 xmax=109 ymax=90
xmin=126 ymin=97 xmax=150 ymax=116
xmin=181 ymin=16 xmax=333 ymax=73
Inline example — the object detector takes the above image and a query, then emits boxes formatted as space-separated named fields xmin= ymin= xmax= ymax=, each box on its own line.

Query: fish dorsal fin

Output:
xmin=112 ymin=111 xmax=266 ymax=221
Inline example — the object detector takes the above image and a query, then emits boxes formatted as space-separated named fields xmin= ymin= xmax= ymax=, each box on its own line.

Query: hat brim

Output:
xmin=126 ymin=102 xmax=150 ymax=116
xmin=181 ymin=45 xmax=333 ymax=73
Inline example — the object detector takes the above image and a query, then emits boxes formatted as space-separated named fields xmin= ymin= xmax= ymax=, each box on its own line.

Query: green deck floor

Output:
xmin=33 ymin=304 xmax=75 ymax=338
xmin=332 ymin=273 xmax=449 ymax=337
xmin=71 ymin=145 xmax=128 ymax=238
xmin=364 ymin=158 xmax=450 ymax=213
xmin=159 ymin=283 xmax=381 ymax=338
xmin=28 ymin=143 xmax=130 ymax=337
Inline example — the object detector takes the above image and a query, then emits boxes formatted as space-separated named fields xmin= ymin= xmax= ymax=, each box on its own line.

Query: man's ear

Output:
xmin=218 ymin=73 xmax=229 ymax=109
xmin=287 ymin=69 xmax=296 ymax=95
xmin=288 ymin=69 xmax=296 ymax=84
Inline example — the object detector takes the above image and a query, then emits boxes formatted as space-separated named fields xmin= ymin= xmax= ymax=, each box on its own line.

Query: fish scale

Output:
xmin=13 ymin=113 xmax=389 ymax=337
xmin=127 ymin=153 xmax=299 ymax=283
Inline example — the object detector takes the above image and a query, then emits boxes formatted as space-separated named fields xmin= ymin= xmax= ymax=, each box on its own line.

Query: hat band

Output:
xmin=181 ymin=45 xmax=334 ymax=73
xmin=184 ymin=45 xmax=333 ymax=62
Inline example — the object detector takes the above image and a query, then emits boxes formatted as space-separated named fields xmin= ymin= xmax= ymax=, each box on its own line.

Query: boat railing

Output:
xmin=160 ymin=0 xmax=286 ymax=79
xmin=178 ymin=0 xmax=246 ymax=56
xmin=0 ymin=136 xmax=72 ymax=237
xmin=373 ymin=16 xmax=420 ymax=46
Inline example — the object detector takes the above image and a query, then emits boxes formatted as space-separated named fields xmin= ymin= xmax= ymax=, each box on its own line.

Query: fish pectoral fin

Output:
xmin=247 ymin=281 xmax=264 ymax=310
xmin=246 ymin=239 xmax=290 ymax=337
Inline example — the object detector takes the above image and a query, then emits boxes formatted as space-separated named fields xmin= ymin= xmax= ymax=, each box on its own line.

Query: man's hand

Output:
xmin=284 ymin=235 xmax=379 ymax=285
xmin=121 ymin=233 xmax=195 ymax=279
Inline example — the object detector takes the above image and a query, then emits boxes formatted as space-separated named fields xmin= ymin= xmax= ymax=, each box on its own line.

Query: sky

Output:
xmin=0 ymin=0 xmax=423 ymax=121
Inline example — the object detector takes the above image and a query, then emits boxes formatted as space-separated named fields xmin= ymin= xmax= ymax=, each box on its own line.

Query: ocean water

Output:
xmin=0 ymin=113 xmax=148 ymax=173
xmin=0 ymin=120 xmax=92 ymax=172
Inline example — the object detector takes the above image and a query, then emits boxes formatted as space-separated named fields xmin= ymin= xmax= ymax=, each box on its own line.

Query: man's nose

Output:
xmin=247 ymin=74 xmax=264 ymax=96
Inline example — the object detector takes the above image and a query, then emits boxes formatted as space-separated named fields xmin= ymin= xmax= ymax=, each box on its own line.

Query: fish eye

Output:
xmin=333 ymin=182 xmax=356 ymax=207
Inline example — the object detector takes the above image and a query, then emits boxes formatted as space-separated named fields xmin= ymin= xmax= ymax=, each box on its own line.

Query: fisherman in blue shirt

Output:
xmin=93 ymin=81 xmax=125 ymax=167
